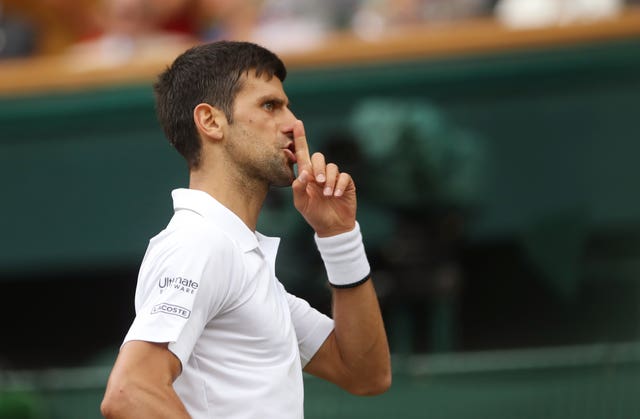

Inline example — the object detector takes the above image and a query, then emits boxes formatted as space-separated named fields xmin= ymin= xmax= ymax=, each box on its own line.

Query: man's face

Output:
xmin=223 ymin=71 xmax=298 ymax=187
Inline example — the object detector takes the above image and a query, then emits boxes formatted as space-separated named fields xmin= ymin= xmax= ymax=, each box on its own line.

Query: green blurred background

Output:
xmin=1 ymin=25 xmax=640 ymax=419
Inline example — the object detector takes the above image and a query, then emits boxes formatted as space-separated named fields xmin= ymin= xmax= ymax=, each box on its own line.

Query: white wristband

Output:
xmin=314 ymin=222 xmax=371 ymax=288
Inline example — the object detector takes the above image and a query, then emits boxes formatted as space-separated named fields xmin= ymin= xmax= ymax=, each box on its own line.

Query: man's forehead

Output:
xmin=237 ymin=71 xmax=287 ymax=99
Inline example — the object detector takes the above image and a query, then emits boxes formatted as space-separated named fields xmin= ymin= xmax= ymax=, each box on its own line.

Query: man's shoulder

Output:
xmin=152 ymin=212 xmax=240 ymax=256
xmin=139 ymin=217 xmax=246 ymax=289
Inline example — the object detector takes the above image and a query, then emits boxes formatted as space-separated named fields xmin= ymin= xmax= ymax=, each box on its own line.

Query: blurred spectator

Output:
xmin=2 ymin=0 xmax=635 ymax=62
xmin=68 ymin=0 xmax=350 ymax=62
xmin=99 ymin=0 xmax=198 ymax=37
xmin=352 ymin=0 xmax=493 ymax=39
xmin=197 ymin=0 xmax=354 ymax=53
xmin=198 ymin=0 xmax=263 ymax=42
xmin=248 ymin=0 xmax=355 ymax=52
xmin=0 ymin=2 xmax=37 ymax=58
xmin=2 ymin=0 xmax=100 ymax=55
xmin=495 ymin=0 xmax=624 ymax=29
xmin=64 ymin=0 xmax=201 ymax=68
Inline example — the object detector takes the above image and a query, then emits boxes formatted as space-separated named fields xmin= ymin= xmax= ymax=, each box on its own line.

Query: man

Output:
xmin=101 ymin=40 xmax=391 ymax=418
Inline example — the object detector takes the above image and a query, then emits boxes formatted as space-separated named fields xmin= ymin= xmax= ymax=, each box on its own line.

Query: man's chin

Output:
xmin=271 ymin=171 xmax=295 ymax=188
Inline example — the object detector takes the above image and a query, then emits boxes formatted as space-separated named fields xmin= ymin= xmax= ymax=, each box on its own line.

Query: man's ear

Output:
xmin=193 ymin=103 xmax=226 ymax=142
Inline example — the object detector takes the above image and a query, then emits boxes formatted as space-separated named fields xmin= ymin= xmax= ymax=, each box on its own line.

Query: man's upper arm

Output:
xmin=284 ymin=290 xmax=334 ymax=366
xmin=112 ymin=340 xmax=182 ymax=383
xmin=124 ymin=226 xmax=235 ymax=367
xmin=101 ymin=341 xmax=188 ymax=418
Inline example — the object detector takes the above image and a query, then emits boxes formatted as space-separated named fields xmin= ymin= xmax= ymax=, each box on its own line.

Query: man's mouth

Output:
xmin=284 ymin=142 xmax=297 ymax=163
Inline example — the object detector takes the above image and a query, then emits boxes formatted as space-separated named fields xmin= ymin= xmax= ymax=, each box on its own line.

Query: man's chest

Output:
xmin=199 ymin=253 xmax=298 ymax=360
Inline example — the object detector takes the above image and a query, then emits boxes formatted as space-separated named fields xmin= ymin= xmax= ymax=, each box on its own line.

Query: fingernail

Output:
xmin=298 ymin=171 xmax=308 ymax=183
xmin=316 ymin=174 xmax=326 ymax=183
xmin=323 ymin=187 xmax=333 ymax=196
xmin=334 ymin=189 xmax=343 ymax=197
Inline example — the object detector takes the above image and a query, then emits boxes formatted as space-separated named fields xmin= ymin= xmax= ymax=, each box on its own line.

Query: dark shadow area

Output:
xmin=0 ymin=267 xmax=137 ymax=369
xmin=1 ymin=225 xmax=639 ymax=370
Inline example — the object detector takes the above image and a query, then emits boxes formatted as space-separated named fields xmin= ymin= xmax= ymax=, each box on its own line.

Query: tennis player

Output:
xmin=101 ymin=40 xmax=391 ymax=419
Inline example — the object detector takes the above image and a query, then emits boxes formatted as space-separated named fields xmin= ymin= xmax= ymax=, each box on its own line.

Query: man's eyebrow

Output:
xmin=257 ymin=95 xmax=289 ymax=107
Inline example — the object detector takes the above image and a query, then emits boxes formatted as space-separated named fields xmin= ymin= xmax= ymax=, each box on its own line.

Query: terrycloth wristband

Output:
xmin=314 ymin=222 xmax=371 ymax=288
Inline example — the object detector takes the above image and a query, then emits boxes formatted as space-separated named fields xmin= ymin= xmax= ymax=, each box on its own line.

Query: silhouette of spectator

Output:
xmin=0 ymin=3 xmax=37 ymax=58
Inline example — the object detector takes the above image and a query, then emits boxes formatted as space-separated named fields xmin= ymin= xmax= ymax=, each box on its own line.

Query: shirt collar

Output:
xmin=256 ymin=232 xmax=281 ymax=273
xmin=171 ymin=188 xmax=261 ymax=253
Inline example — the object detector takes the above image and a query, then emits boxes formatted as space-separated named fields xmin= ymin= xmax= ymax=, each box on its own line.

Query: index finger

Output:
xmin=294 ymin=120 xmax=312 ymax=175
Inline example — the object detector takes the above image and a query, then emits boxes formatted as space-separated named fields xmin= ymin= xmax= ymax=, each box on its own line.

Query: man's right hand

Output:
xmin=291 ymin=120 xmax=358 ymax=238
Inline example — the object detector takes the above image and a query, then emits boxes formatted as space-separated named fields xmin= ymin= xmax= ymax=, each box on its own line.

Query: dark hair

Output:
xmin=153 ymin=41 xmax=287 ymax=169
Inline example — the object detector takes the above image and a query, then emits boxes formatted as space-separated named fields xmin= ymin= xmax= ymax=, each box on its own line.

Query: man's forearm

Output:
xmin=331 ymin=279 xmax=391 ymax=395
xmin=311 ymin=222 xmax=391 ymax=394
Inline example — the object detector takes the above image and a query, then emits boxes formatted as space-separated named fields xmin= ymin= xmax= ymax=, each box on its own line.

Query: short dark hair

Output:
xmin=153 ymin=41 xmax=287 ymax=169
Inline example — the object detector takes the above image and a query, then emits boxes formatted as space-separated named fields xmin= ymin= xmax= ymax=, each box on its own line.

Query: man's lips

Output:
xmin=284 ymin=142 xmax=297 ymax=163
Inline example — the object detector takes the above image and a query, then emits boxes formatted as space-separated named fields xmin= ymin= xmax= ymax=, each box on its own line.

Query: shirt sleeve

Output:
xmin=123 ymin=227 xmax=235 ymax=368
xmin=285 ymin=292 xmax=334 ymax=367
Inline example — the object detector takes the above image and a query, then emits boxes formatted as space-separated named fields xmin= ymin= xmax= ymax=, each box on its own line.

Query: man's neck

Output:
xmin=189 ymin=170 xmax=267 ymax=232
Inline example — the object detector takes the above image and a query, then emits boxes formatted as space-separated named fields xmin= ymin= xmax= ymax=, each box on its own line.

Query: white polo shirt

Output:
xmin=123 ymin=188 xmax=334 ymax=419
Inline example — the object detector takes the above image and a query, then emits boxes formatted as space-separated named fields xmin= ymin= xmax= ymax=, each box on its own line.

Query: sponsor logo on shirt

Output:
xmin=158 ymin=276 xmax=199 ymax=295
xmin=151 ymin=303 xmax=191 ymax=319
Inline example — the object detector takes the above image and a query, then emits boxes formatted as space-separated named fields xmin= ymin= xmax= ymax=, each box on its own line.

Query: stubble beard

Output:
xmin=232 ymin=144 xmax=294 ymax=189
xmin=264 ymin=155 xmax=295 ymax=188
xmin=227 ymin=125 xmax=295 ymax=188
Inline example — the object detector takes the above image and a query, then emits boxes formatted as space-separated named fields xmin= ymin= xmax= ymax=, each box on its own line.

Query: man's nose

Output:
xmin=284 ymin=106 xmax=297 ymax=124
xmin=280 ymin=108 xmax=298 ymax=134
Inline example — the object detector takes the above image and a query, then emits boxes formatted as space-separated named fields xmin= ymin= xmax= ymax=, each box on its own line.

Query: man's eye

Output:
xmin=263 ymin=101 xmax=275 ymax=111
